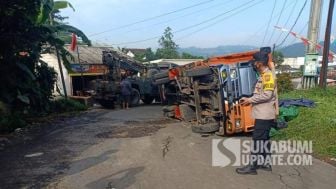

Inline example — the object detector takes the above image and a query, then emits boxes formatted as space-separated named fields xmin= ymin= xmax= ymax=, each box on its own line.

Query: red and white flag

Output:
xmin=274 ymin=25 xmax=336 ymax=60
xmin=70 ymin=33 xmax=77 ymax=51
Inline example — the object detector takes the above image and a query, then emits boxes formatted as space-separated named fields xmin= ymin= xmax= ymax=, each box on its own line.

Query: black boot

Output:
xmin=236 ymin=162 xmax=257 ymax=175
xmin=258 ymin=164 xmax=272 ymax=171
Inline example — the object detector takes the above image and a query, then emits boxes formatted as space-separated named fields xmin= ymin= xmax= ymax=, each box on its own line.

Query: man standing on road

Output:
xmin=120 ymin=76 xmax=132 ymax=109
xmin=236 ymin=51 xmax=277 ymax=175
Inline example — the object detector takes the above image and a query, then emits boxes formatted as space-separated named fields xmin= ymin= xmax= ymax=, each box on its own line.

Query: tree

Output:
xmin=181 ymin=52 xmax=204 ymax=59
xmin=273 ymin=51 xmax=284 ymax=68
xmin=144 ymin=48 xmax=156 ymax=61
xmin=156 ymin=27 xmax=179 ymax=59
xmin=0 ymin=0 xmax=89 ymax=132
xmin=0 ymin=0 xmax=58 ymax=130
xmin=38 ymin=0 xmax=91 ymax=97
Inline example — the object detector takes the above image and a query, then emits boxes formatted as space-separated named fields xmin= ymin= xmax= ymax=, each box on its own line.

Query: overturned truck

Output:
xmin=153 ymin=47 xmax=275 ymax=135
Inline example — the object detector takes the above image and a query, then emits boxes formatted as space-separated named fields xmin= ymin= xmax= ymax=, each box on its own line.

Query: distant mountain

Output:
xmin=178 ymin=43 xmax=336 ymax=58
xmin=278 ymin=43 xmax=306 ymax=57
xmin=279 ymin=42 xmax=336 ymax=57
xmin=178 ymin=45 xmax=257 ymax=57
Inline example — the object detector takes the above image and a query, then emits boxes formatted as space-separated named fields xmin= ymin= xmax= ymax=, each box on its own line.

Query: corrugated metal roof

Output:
xmin=65 ymin=45 xmax=132 ymax=64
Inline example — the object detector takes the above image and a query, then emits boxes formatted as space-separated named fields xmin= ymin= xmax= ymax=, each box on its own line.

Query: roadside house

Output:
xmin=41 ymin=45 xmax=129 ymax=96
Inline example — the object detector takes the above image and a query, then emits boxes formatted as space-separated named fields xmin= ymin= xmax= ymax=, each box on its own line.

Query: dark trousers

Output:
xmin=251 ymin=119 xmax=275 ymax=165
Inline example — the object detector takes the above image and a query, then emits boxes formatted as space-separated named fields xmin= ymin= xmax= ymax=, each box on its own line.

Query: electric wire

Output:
xmin=276 ymin=0 xmax=308 ymax=48
xmin=89 ymin=0 xmax=215 ymax=37
xmin=267 ymin=0 xmax=287 ymax=45
xmin=261 ymin=0 xmax=277 ymax=46
xmin=176 ymin=0 xmax=265 ymax=42
xmin=93 ymin=0 xmax=232 ymax=41
xmin=274 ymin=0 xmax=298 ymax=44
xmin=109 ymin=0 xmax=258 ymax=46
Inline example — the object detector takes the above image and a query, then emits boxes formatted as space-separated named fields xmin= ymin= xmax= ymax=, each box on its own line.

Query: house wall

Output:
xmin=126 ymin=51 xmax=135 ymax=58
xmin=41 ymin=54 xmax=72 ymax=96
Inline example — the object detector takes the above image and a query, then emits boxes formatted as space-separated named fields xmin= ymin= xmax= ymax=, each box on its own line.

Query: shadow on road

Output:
xmin=85 ymin=167 xmax=144 ymax=189
xmin=66 ymin=149 xmax=118 ymax=176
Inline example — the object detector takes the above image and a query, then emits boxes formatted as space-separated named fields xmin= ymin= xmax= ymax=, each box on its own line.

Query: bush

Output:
xmin=277 ymin=73 xmax=294 ymax=93
xmin=0 ymin=112 xmax=26 ymax=133
xmin=51 ymin=98 xmax=88 ymax=113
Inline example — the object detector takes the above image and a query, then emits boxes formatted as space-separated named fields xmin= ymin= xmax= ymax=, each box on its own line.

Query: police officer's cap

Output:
xmin=253 ymin=52 xmax=268 ymax=65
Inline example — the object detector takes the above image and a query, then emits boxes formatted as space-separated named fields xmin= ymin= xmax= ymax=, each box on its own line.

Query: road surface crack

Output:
xmin=162 ymin=136 xmax=173 ymax=159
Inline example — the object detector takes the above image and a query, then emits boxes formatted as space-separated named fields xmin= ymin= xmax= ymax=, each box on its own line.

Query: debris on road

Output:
xmin=24 ymin=152 xmax=44 ymax=158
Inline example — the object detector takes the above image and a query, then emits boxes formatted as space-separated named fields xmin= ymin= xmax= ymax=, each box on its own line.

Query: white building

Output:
xmin=283 ymin=56 xmax=336 ymax=69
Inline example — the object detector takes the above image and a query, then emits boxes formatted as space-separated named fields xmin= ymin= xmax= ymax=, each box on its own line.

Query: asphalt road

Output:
xmin=0 ymin=105 xmax=335 ymax=189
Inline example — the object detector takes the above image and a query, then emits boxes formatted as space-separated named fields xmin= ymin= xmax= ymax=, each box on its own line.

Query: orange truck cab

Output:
xmin=154 ymin=47 xmax=274 ymax=136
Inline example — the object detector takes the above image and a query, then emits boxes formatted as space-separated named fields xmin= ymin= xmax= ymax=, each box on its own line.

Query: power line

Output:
xmin=89 ymin=0 xmax=215 ymax=37
xmin=241 ymin=0 xmax=296 ymax=45
xmin=289 ymin=21 xmax=308 ymax=44
xmin=93 ymin=0 xmax=232 ymax=41
xmin=276 ymin=0 xmax=308 ymax=48
xmin=110 ymin=0 xmax=258 ymax=46
xmin=261 ymin=0 xmax=277 ymax=46
xmin=176 ymin=0 xmax=265 ymax=42
xmin=274 ymin=0 xmax=298 ymax=44
xmin=267 ymin=0 xmax=287 ymax=45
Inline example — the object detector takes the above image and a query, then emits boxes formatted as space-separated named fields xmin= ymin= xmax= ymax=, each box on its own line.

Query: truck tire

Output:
xmin=142 ymin=95 xmax=154 ymax=104
xmin=154 ymin=71 xmax=169 ymax=79
xmin=130 ymin=88 xmax=140 ymax=106
xmin=99 ymin=99 xmax=115 ymax=109
xmin=179 ymin=104 xmax=196 ymax=121
xmin=191 ymin=123 xmax=219 ymax=133
xmin=185 ymin=67 xmax=213 ymax=77
xmin=153 ymin=77 xmax=170 ymax=85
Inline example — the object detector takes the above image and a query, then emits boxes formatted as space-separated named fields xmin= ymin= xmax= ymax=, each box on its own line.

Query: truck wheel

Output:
xmin=154 ymin=71 xmax=169 ymax=80
xmin=99 ymin=100 xmax=115 ymax=109
xmin=185 ymin=67 xmax=213 ymax=77
xmin=130 ymin=88 xmax=140 ymax=106
xmin=143 ymin=95 xmax=154 ymax=104
xmin=153 ymin=77 xmax=170 ymax=85
xmin=191 ymin=123 xmax=219 ymax=133
xmin=179 ymin=104 xmax=196 ymax=121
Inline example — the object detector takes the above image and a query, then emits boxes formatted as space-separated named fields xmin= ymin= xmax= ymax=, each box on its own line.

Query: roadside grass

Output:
xmin=273 ymin=87 xmax=336 ymax=159
xmin=0 ymin=98 xmax=88 ymax=134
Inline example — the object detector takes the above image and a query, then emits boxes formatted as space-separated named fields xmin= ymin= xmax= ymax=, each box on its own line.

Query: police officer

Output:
xmin=236 ymin=51 xmax=277 ymax=175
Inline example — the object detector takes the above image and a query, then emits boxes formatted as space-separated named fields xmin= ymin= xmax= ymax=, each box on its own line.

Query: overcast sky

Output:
xmin=61 ymin=0 xmax=335 ymax=49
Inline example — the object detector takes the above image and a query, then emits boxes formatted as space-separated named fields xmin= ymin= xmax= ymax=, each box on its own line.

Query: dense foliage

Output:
xmin=277 ymin=73 xmax=294 ymax=93
xmin=0 ymin=0 xmax=89 ymax=133
xmin=156 ymin=27 xmax=180 ymax=59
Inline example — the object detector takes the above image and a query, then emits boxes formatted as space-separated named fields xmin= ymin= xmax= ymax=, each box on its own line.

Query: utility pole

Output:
xmin=303 ymin=0 xmax=323 ymax=89
xmin=319 ymin=0 xmax=335 ymax=89
xmin=307 ymin=0 xmax=323 ymax=53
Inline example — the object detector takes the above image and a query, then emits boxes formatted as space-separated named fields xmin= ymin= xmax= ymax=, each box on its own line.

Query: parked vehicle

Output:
xmin=91 ymin=50 xmax=161 ymax=108
xmin=153 ymin=47 xmax=276 ymax=135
